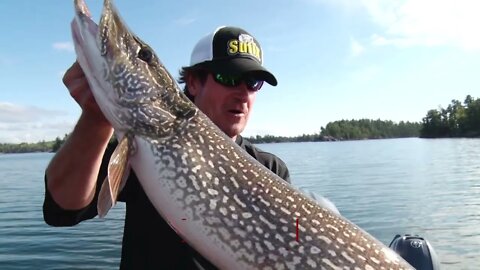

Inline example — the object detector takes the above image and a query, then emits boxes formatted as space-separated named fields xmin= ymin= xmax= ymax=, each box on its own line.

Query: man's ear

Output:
xmin=186 ymin=73 xmax=200 ymax=97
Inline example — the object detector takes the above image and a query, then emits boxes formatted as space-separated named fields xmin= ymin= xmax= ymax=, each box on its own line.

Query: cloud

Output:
xmin=0 ymin=121 xmax=74 ymax=144
xmin=350 ymin=37 xmax=365 ymax=56
xmin=0 ymin=102 xmax=63 ymax=123
xmin=360 ymin=0 xmax=480 ymax=50
xmin=53 ymin=41 xmax=75 ymax=52
xmin=173 ymin=16 xmax=196 ymax=26
xmin=0 ymin=102 xmax=74 ymax=143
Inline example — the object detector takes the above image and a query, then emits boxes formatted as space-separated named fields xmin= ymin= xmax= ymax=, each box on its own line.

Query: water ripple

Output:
xmin=1 ymin=139 xmax=480 ymax=269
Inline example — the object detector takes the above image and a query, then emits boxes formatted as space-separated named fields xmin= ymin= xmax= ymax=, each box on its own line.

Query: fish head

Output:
xmin=72 ymin=0 xmax=196 ymax=137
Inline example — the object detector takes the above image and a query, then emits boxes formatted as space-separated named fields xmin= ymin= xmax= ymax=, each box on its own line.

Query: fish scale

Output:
xmin=137 ymin=120 xmax=406 ymax=269
xmin=71 ymin=0 xmax=414 ymax=269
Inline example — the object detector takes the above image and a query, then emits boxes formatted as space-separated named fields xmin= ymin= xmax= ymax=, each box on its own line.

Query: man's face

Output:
xmin=189 ymin=73 xmax=257 ymax=139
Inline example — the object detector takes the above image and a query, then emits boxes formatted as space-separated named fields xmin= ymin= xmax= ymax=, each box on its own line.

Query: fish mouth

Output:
xmin=73 ymin=0 xmax=131 ymax=62
xmin=72 ymin=0 xmax=98 ymax=43
xmin=71 ymin=0 xmax=128 ymax=131
xmin=72 ymin=1 xmax=98 ymax=72
xmin=71 ymin=0 xmax=195 ymax=135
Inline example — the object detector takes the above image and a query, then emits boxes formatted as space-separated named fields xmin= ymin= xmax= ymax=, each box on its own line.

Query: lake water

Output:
xmin=0 ymin=138 xmax=479 ymax=269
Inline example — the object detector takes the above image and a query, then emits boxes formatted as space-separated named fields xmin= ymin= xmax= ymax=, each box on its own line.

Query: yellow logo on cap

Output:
xmin=227 ymin=34 xmax=261 ymax=62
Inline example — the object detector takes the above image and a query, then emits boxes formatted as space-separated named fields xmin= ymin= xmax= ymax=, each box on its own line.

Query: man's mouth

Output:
xmin=228 ymin=109 xmax=246 ymax=115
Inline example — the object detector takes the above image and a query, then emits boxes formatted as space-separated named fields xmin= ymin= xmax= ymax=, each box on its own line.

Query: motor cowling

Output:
xmin=389 ymin=234 xmax=440 ymax=270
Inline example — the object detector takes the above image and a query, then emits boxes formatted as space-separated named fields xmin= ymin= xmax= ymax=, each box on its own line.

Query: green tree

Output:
xmin=420 ymin=95 xmax=480 ymax=138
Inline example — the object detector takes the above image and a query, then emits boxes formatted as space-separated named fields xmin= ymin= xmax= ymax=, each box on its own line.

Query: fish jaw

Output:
xmin=72 ymin=0 xmax=126 ymax=133
xmin=72 ymin=0 xmax=197 ymax=139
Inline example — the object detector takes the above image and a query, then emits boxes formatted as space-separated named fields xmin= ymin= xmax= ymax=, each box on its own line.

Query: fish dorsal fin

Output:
xmin=98 ymin=135 xmax=131 ymax=218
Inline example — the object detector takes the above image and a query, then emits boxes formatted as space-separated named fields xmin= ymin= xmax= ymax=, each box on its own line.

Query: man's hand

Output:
xmin=63 ymin=61 xmax=110 ymax=125
xmin=44 ymin=61 xmax=114 ymax=211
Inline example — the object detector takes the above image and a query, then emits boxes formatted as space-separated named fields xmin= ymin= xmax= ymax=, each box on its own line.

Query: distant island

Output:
xmin=1 ymin=95 xmax=479 ymax=154
xmin=0 ymin=135 xmax=68 ymax=154
xmin=420 ymin=95 xmax=480 ymax=138
xmin=0 ymin=120 xmax=421 ymax=154
xmin=246 ymin=119 xmax=421 ymax=144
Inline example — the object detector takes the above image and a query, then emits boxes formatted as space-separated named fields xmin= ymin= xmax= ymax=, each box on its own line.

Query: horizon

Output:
xmin=0 ymin=118 xmax=425 ymax=145
xmin=1 ymin=0 xmax=480 ymax=143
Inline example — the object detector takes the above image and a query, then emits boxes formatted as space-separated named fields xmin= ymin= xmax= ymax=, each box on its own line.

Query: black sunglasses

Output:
xmin=212 ymin=73 xmax=264 ymax=91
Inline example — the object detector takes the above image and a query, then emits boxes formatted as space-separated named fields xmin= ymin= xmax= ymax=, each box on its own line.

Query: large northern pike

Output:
xmin=71 ymin=0 xmax=414 ymax=269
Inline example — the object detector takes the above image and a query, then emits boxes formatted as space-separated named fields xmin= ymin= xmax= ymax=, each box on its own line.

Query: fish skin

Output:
xmin=71 ymin=0 xmax=415 ymax=269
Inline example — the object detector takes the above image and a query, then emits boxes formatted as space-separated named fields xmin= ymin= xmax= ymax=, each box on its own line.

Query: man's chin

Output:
xmin=222 ymin=124 xmax=246 ymax=139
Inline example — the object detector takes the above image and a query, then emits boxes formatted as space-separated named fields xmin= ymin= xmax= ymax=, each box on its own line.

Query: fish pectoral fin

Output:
xmin=97 ymin=175 xmax=113 ymax=218
xmin=97 ymin=136 xmax=132 ymax=218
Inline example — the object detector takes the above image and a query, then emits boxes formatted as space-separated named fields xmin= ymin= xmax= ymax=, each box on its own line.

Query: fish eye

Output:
xmin=138 ymin=47 xmax=153 ymax=63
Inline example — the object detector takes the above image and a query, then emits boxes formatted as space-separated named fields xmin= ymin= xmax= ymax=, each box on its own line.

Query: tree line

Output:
xmin=420 ymin=95 xmax=480 ymax=138
xmin=2 ymin=118 xmax=420 ymax=153
xmin=0 ymin=134 xmax=68 ymax=154
xmin=1 ymin=95 xmax=478 ymax=153
xmin=246 ymin=119 xmax=421 ymax=143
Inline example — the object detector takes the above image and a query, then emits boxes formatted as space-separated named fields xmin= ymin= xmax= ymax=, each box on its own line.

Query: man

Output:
xmin=43 ymin=26 xmax=290 ymax=269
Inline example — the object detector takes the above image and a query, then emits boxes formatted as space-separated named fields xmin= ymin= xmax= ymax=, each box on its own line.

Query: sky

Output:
xmin=1 ymin=0 xmax=480 ymax=143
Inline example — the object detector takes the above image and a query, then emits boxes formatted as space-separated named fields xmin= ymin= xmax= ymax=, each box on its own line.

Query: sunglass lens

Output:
xmin=214 ymin=73 xmax=263 ymax=91
xmin=244 ymin=77 xmax=263 ymax=91
xmin=215 ymin=74 xmax=238 ymax=86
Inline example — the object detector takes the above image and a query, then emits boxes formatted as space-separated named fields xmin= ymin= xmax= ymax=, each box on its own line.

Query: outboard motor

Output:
xmin=389 ymin=234 xmax=440 ymax=270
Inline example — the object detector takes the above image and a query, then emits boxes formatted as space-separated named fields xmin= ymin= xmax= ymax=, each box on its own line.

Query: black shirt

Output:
xmin=43 ymin=135 xmax=290 ymax=269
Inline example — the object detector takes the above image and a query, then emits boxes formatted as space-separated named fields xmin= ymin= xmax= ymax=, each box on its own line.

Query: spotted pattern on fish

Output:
xmin=72 ymin=0 xmax=414 ymax=269
xmin=144 ymin=121 xmax=411 ymax=269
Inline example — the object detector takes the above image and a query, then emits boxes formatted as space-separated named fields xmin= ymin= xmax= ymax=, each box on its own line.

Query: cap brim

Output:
xmin=196 ymin=57 xmax=278 ymax=86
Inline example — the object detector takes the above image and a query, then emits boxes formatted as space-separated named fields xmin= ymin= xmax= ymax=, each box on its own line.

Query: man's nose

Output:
xmin=234 ymin=83 xmax=254 ymax=100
